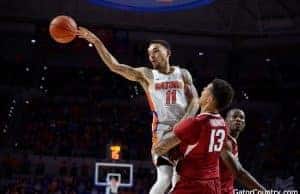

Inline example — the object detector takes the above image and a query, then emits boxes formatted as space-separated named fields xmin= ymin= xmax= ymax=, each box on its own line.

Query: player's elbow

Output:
xmin=109 ymin=63 xmax=123 ymax=74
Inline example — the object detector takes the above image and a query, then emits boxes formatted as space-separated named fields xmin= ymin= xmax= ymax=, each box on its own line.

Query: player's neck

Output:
xmin=158 ymin=64 xmax=172 ymax=74
xmin=230 ymin=128 xmax=241 ymax=139
xmin=230 ymin=133 xmax=238 ymax=139
xmin=200 ymin=105 xmax=218 ymax=114
xmin=233 ymin=133 xmax=239 ymax=139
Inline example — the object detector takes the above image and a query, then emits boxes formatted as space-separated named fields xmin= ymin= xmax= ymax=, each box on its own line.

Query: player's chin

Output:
xmin=234 ymin=123 xmax=244 ymax=130
xmin=151 ymin=61 xmax=160 ymax=68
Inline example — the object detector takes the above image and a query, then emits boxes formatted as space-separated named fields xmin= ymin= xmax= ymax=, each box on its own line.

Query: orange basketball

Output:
xmin=49 ymin=15 xmax=77 ymax=44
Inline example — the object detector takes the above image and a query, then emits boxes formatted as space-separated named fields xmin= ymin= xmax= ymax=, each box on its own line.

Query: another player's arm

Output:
xmin=153 ymin=117 xmax=200 ymax=156
xmin=77 ymin=27 xmax=149 ymax=83
xmin=220 ymin=140 xmax=266 ymax=191
xmin=153 ymin=131 xmax=181 ymax=156
xmin=178 ymin=69 xmax=199 ymax=121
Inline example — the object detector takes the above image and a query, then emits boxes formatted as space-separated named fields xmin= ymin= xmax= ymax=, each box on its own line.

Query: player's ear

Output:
xmin=208 ymin=96 xmax=217 ymax=108
xmin=207 ymin=95 xmax=213 ymax=103
xmin=167 ymin=49 xmax=171 ymax=57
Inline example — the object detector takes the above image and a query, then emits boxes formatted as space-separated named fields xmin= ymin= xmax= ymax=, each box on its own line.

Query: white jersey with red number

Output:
xmin=146 ymin=66 xmax=188 ymax=145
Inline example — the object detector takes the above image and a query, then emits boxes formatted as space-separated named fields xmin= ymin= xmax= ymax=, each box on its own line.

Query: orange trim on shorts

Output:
xmin=145 ymin=93 xmax=159 ymax=145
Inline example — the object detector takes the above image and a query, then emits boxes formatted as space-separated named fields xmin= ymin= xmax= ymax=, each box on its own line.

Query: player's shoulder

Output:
xmin=180 ymin=116 xmax=204 ymax=126
xmin=177 ymin=67 xmax=191 ymax=76
xmin=223 ymin=135 xmax=235 ymax=152
xmin=196 ymin=113 xmax=226 ymax=126
xmin=194 ymin=113 xmax=213 ymax=122
xmin=175 ymin=67 xmax=193 ymax=83
xmin=196 ymin=112 xmax=223 ymax=119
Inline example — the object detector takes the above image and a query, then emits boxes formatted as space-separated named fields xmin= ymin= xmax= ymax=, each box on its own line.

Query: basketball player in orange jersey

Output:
xmin=77 ymin=27 xmax=199 ymax=194
xmin=220 ymin=109 xmax=265 ymax=194
xmin=153 ymin=78 xmax=234 ymax=194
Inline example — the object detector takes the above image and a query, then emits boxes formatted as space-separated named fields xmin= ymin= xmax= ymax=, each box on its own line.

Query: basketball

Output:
xmin=49 ymin=15 xmax=77 ymax=44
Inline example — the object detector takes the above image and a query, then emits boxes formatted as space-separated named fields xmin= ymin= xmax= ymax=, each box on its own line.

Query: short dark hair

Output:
xmin=149 ymin=40 xmax=171 ymax=51
xmin=226 ymin=108 xmax=244 ymax=120
xmin=211 ymin=79 xmax=234 ymax=111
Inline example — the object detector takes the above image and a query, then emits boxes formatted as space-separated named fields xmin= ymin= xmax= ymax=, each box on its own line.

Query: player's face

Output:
xmin=227 ymin=110 xmax=245 ymax=138
xmin=199 ymin=83 xmax=213 ymax=107
xmin=148 ymin=43 xmax=170 ymax=69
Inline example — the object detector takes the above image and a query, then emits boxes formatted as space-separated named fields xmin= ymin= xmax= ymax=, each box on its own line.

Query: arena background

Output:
xmin=0 ymin=0 xmax=299 ymax=193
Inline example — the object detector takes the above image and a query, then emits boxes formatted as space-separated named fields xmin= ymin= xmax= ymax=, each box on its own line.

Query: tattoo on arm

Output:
xmin=153 ymin=132 xmax=181 ymax=156
xmin=112 ymin=65 xmax=147 ymax=82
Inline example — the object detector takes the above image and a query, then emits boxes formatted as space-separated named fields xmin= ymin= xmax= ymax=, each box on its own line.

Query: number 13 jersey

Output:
xmin=174 ymin=113 xmax=227 ymax=180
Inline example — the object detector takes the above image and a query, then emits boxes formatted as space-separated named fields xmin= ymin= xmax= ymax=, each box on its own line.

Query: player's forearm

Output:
xmin=180 ymin=98 xmax=199 ymax=121
xmin=237 ymin=168 xmax=266 ymax=191
xmin=93 ymin=39 xmax=121 ymax=72
xmin=153 ymin=134 xmax=181 ymax=156
xmin=93 ymin=39 xmax=143 ymax=82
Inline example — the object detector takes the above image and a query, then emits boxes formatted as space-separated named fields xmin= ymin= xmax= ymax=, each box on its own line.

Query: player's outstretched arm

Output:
xmin=77 ymin=27 xmax=148 ymax=82
xmin=179 ymin=69 xmax=199 ymax=121
xmin=220 ymin=141 xmax=266 ymax=191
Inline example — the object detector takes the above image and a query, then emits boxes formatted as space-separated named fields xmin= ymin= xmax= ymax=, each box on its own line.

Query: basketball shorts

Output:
xmin=152 ymin=124 xmax=183 ymax=166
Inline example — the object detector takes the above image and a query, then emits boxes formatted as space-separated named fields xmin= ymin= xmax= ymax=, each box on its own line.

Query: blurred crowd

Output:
xmin=0 ymin=164 xmax=152 ymax=194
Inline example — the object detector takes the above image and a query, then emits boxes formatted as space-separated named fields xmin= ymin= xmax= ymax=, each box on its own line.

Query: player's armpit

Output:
xmin=153 ymin=132 xmax=181 ymax=156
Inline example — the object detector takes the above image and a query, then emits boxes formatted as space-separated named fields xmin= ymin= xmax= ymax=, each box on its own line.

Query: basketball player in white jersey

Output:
xmin=77 ymin=27 xmax=199 ymax=194
xmin=106 ymin=177 xmax=120 ymax=194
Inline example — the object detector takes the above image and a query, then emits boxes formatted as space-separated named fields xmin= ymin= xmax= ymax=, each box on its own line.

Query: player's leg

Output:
xmin=150 ymin=157 xmax=173 ymax=194
xmin=149 ymin=165 xmax=173 ymax=194
xmin=170 ymin=166 xmax=180 ymax=192
xmin=171 ymin=179 xmax=221 ymax=194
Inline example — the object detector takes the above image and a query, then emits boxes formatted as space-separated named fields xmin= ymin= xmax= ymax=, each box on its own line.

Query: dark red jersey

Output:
xmin=172 ymin=113 xmax=227 ymax=194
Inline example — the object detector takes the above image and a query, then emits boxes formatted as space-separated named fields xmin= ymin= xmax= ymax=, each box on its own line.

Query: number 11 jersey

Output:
xmin=147 ymin=66 xmax=188 ymax=128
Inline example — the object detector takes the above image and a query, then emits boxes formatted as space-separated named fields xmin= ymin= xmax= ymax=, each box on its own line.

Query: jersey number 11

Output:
xmin=166 ymin=90 xmax=176 ymax=105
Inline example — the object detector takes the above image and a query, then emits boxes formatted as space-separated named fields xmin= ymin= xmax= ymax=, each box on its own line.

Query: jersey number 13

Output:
xmin=208 ymin=129 xmax=225 ymax=152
